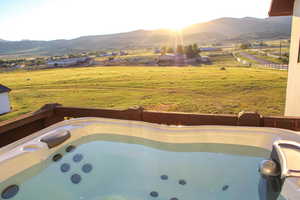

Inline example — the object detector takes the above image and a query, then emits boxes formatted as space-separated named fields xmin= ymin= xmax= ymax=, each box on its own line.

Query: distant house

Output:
xmin=200 ymin=56 xmax=211 ymax=63
xmin=0 ymin=84 xmax=12 ymax=115
xmin=154 ymin=49 xmax=161 ymax=54
xmin=14 ymin=64 xmax=25 ymax=69
xmin=47 ymin=57 xmax=89 ymax=68
xmin=157 ymin=54 xmax=186 ymax=66
xmin=251 ymin=43 xmax=268 ymax=48
xmin=99 ymin=52 xmax=117 ymax=57
xmin=119 ymin=51 xmax=128 ymax=56
xmin=199 ymin=47 xmax=221 ymax=52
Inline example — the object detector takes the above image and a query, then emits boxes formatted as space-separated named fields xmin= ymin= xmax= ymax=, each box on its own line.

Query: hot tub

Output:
xmin=0 ymin=117 xmax=300 ymax=200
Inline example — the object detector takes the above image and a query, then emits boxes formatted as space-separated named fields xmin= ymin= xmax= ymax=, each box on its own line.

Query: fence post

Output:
xmin=36 ymin=103 xmax=64 ymax=127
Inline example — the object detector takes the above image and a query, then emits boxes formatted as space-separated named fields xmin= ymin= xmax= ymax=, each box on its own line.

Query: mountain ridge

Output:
xmin=0 ymin=16 xmax=292 ymax=57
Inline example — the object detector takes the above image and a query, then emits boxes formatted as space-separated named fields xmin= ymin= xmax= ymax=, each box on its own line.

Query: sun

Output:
xmin=168 ymin=27 xmax=183 ymax=33
xmin=167 ymin=22 xmax=187 ymax=32
xmin=161 ymin=17 xmax=190 ymax=32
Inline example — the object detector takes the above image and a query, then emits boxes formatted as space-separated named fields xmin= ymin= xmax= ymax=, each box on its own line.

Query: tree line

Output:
xmin=160 ymin=43 xmax=201 ymax=58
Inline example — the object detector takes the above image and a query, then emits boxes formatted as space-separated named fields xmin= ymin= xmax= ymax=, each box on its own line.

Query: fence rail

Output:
xmin=263 ymin=64 xmax=288 ymax=70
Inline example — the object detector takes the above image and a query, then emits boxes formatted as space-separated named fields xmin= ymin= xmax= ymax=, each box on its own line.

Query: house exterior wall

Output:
xmin=0 ymin=92 xmax=11 ymax=114
xmin=285 ymin=0 xmax=300 ymax=116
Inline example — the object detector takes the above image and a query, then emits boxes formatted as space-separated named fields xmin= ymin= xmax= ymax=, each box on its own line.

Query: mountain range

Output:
xmin=0 ymin=16 xmax=292 ymax=57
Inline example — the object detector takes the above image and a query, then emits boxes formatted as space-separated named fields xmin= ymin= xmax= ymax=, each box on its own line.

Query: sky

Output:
xmin=0 ymin=0 xmax=273 ymax=41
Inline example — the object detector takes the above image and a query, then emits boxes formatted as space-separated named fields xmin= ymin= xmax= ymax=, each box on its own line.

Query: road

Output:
xmin=239 ymin=52 xmax=274 ymax=65
xmin=238 ymin=52 xmax=288 ymax=70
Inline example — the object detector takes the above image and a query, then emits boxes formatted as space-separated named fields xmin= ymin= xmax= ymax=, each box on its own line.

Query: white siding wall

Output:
xmin=0 ymin=92 xmax=11 ymax=114
xmin=285 ymin=0 xmax=300 ymax=116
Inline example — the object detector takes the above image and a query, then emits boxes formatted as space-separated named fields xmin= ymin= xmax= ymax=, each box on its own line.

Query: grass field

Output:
xmin=0 ymin=65 xmax=287 ymax=122
xmin=235 ymin=53 xmax=260 ymax=65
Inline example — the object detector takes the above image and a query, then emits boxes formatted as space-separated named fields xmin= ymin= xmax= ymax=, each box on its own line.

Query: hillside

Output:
xmin=184 ymin=16 xmax=291 ymax=36
xmin=0 ymin=16 xmax=292 ymax=57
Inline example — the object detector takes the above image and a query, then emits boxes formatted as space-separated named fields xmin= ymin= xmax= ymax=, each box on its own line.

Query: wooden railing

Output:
xmin=0 ymin=103 xmax=300 ymax=147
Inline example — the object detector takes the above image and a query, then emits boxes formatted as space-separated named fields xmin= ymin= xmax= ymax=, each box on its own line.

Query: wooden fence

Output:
xmin=263 ymin=64 xmax=288 ymax=70
xmin=0 ymin=104 xmax=300 ymax=147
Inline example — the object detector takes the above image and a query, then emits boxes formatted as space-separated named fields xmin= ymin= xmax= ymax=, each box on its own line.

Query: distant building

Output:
xmin=251 ymin=43 xmax=268 ymax=48
xmin=119 ymin=51 xmax=128 ymax=56
xmin=158 ymin=54 xmax=186 ymax=66
xmin=201 ymin=56 xmax=210 ymax=63
xmin=99 ymin=52 xmax=117 ymax=57
xmin=199 ymin=47 xmax=221 ymax=52
xmin=154 ymin=49 xmax=161 ymax=54
xmin=14 ymin=64 xmax=25 ymax=69
xmin=47 ymin=57 xmax=89 ymax=67
xmin=0 ymin=84 xmax=12 ymax=115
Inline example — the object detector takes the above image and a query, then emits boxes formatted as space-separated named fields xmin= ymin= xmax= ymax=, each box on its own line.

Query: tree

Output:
xmin=36 ymin=60 xmax=44 ymax=65
xmin=68 ymin=54 xmax=77 ymax=58
xmin=184 ymin=44 xmax=200 ymax=58
xmin=167 ymin=47 xmax=174 ymax=54
xmin=184 ymin=45 xmax=194 ymax=58
xmin=240 ymin=43 xmax=251 ymax=49
xmin=192 ymin=43 xmax=199 ymax=54
xmin=259 ymin=41 xmax=266 ymax=46
xmin=176 ymin=45 xmax=184 ymax=55
xmin=280 ymin=57 xmax=289 ymax=64
xmin=160 ymin=46 xmax=167 ymax=55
